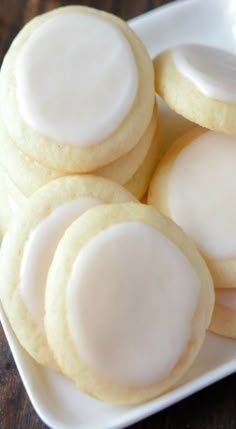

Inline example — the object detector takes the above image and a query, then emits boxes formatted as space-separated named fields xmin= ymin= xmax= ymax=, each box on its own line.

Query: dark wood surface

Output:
xmin=1 ymin=1 xmax=236 ymax=428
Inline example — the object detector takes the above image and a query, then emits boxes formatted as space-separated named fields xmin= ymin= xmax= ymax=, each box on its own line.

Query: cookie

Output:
xmin=148 ymin=127 xmax=236 ymax=337
xmin=0 ymin=103 xmax=159 ymax=196
xmin=154 ymin=44 xmax=236 ymax=136
xmin=45 ymin=202 xmax=214 ymax=404
xmin=0 ymin=176 xmax=136 ymax=369
xmin=125 ymin=122 xmax=161 ymax=199
xmin=0 ymin=6 xmax=155 ymax=172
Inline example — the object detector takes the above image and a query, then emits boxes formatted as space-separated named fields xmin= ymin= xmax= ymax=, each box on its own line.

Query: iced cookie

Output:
xmin=125 ymin=123 xmax=161 ymax=199
xmin=0 ymin=103 xmax=159 ymax=196
xmin=154 ymin=44 xmax=236 ymax=136
xmin=0 ymin=176 xmax=136 ymax=369
xmin=148 ymin=127 xmax=236 ymax=337
xmin=0 ymin=6 xmax=155 ymax=172
xmin=45 ymin=202 xmax=214 ymax=404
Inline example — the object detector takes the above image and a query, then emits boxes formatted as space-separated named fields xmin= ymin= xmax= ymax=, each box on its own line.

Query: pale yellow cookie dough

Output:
xmin=0 ymin=122 xmax=62 ymax=197
xmin=0 ymin=104 xmax=158 ymax=196
xmin=125 ymin=123 xmax=161 ymax=200
xmin=0 ymin=6 xmax=155 ymax=172
xmin=0 ymin=175 xmax=136 ymax=370
xmin=153 ymin=49 xmax=236 ymax=137
xmin=45 ymin=202 xmax=214 ymax=404
xmin=94 ymin=102 xmax=159 ymax=185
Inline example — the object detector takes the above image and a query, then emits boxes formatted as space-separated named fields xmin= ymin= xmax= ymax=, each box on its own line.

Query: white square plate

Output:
xmin=1 ymin=1 xmax=236 ymax=428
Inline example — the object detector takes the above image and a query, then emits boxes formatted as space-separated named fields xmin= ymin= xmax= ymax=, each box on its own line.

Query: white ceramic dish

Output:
xmin=1 ymin=0 xmax=236 ymax=428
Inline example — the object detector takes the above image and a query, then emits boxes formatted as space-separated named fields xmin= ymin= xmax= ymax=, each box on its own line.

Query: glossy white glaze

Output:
xmin=20 ymin=197 xmax=103 ymax=327
xmin=173 ymin=44 xmax=236 ymax=102
xmin=169 ymin=131 xmax=236 ymax=258
xmin=67 ymin=221 xmax=200 ymax=385
xmin=16 ymin=12 xmax=138 ymax=144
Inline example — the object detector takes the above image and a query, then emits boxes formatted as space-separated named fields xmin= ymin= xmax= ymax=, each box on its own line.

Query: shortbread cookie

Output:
xmin=154 ymin=45 xmax=236 ymax=136
xmin=0 ymin=103 xmax=158 ymax=196
xmin=148 ymin=127 xmax=236 ymax=292
xmin=45 ymin=202 xmax=214 ymax=404
xmin=0 ymin=6 xmax=155 ymax=172
xmin=125 ymin=123 xmax=161 ymax=199
xmin=0 ymin=176 xmax=136 ymax=370
xmin=210 ymin=289 xmax=236 ymax=339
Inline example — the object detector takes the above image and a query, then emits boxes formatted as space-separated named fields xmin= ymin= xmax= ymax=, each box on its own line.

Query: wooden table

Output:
xmin=1 ymin=0 xmax=236 ymax=428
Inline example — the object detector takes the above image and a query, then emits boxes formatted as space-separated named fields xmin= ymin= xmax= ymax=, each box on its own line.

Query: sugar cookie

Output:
xmin=0 ymin=176 xmax=136 ymax=369
xmin=0 ymin=103 xmax=158 ymax=196
xmin=148 ymin=127 xmax=236 ymax=292
xmin=154 ymin=45 xmax=236 ymax=136
xmin=0 ymin=6 xmax=155 ymax=172
xmin=45 ymin=202 xmax=214 ymax=404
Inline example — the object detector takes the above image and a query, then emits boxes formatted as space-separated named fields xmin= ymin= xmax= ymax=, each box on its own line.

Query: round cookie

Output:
xmin=0 ymin=103 xmax=158 ymax=196
xmin=148 ymin=127 xmax=236 ymax=291
xmin=0 ymin=6 xmax=155 ymax=172
xmin=0 ymin=175 xmax=136 ymax=370
xmin=125 ymin=123 xmax=161 ymax=200
xmin=154 ymin=44 xmax=236 ymax=137
xmin=45 ymin=202 xmax=214 ymax=405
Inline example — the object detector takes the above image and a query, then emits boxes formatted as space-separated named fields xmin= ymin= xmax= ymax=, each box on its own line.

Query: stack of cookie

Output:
xmin=0 ymin=6 xmax=160 ymax=235
xmin=149 ymin=44 xmax=236 ymax=339
xmin=0 ymin=175 xmax=214 ymax=404
xmin=0 ymin=7 xmax=217 ymax=406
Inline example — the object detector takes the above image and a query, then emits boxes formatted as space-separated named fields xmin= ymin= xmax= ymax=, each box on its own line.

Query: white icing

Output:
xmin=215 ymin=289 xmax=236 ymax=310
xmin=16 ymin=12 xmax=138 ymax=144
xmin=169 ymin=131 xmax=236 ymax=259
xmin=20 ymin=197 xmax=103 ymax=328
xmin=67 ymin=222 xmax=200 ymax=385
xmin=173 ymin=44 xmax=236 ymax=102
